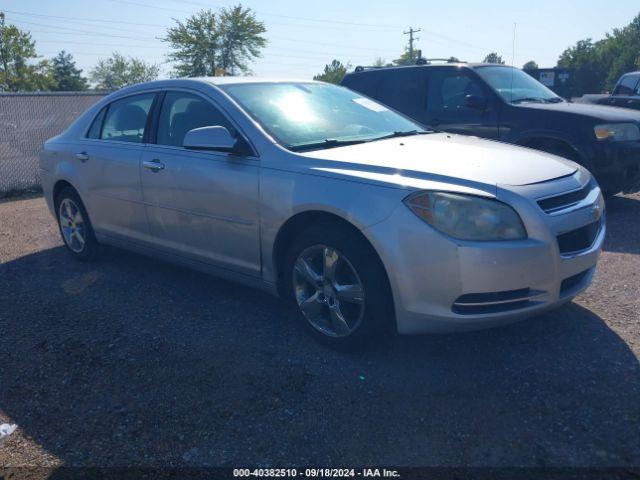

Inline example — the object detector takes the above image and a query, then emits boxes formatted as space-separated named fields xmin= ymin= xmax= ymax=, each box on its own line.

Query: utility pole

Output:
xmin=403 ymin=27 xmax=421 ymax=62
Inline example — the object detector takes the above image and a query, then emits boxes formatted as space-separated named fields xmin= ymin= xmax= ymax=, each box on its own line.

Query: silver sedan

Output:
xmin=40 ymin=78 xmax=605 ymax=348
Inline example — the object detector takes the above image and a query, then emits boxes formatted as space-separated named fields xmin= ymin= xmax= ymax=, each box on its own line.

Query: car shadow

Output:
xmin=602 ymin=194 xmax=640 ymax=254
xmin=1 ymin=245 xmax=639 ymax=471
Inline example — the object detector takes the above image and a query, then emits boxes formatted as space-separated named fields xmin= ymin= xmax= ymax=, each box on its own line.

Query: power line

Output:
xmin=105 ymin=0 xmax=403 ymax=30
xmin=12 ymin=19 xmax=154 ymax=40
xmin=1 ymin=9 xmax=168 ymax=28
xmin=6 ymin=9 xmax=402 ymax=54
xmin=30 ymin=32 xmax=395 ymax=61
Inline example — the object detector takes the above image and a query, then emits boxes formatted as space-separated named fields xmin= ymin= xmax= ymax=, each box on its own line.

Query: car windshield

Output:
xmin=474 ymin=66 xmax=564 ymax=104
xmin=220 ymin=82 xmax=428 ymax=151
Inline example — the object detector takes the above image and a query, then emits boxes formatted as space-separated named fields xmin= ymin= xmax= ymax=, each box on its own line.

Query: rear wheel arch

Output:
xmin=53 ymin=179 xmax=77 ymax=207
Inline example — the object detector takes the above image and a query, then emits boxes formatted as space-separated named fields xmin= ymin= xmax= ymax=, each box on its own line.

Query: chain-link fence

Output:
xmin=0 ymin=92 xmax=107 ymax=198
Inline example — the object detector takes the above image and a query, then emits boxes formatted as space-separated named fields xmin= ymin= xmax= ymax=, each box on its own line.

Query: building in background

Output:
xmin=525 ymin=68 xmax=572 ymax=99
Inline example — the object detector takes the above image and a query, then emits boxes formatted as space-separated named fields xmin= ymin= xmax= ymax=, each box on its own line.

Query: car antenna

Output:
xmin=510 ymin=22 xmax=517 ymax=103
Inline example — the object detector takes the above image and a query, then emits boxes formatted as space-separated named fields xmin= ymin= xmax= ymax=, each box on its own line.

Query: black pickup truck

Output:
xmin=342 ymin=63 xmax=640 ymax=194
xmin=597 ymin=71 xmax=640 ymax=111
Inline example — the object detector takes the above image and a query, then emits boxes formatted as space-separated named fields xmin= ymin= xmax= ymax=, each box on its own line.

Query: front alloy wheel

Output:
xmin=293 ymin=244 xmax=366 ymax=338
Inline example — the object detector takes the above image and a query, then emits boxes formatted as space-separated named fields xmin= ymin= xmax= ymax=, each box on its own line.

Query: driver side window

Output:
xmin=428 ymin=70 xmax=486 ymax=114
xmin=156 ymin=91 xmax=235 ymax=147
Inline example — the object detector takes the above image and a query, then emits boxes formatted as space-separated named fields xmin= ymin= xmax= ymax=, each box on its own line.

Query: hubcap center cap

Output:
xmin=322 ymin=284 xmax=335 ymax=303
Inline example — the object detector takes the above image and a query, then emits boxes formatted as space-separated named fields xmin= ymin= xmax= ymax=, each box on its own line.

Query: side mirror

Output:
xmin=464 ymin=94 xmax=487 ymax=110
xmin=183 ymin=126 xmax=238 ymax=153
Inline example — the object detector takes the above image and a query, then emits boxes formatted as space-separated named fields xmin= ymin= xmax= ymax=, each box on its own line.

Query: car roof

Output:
xmin=346 ymin=63 xmax=512 ymax=75
xmin=101 ymin=77 xmax=326 ymax=100
xmin=195 ymin=76 xmax=321 ymax=85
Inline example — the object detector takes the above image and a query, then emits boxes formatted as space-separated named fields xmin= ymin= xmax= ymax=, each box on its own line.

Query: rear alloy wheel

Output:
xmin=59 ymin=198 xmax=87 ymax=253
xmin=56 ymin=187 xmax=99 ymax=260
xmin=284 ymin=224 xmax=393 ymax=349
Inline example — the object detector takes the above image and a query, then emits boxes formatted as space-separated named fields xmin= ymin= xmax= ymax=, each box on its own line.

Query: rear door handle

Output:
xmin=75 ymin=152 xmax=89 ymax=162
xmin=143 ymin=159 xmax=165 ymax=172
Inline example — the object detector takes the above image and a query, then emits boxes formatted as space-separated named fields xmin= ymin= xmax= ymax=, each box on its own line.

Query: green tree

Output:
xmin=557 ymin=39 xmax=607 ymax=95
xmin=313 ymin=59 xmax=350 ymax=84
xmin=483 ymin=52 xmax=505 ymax=64
xmin=0 ymin=12 xmax=51 ymax=91
xmin=599 ymin=13 xmax=640 ymax=89
xmin=372 ymin=57 xmax=387 ymax=67
xmin=523 ymin=60 xmax=539 ymax=71
xmin=164 ymin=6 xmax=266 ymax=77
xmin=393 ymin=49 xmax=414 ymax=66
xmin=49 ymin=50 xmax=87 ymax=91
xmin=556 ymin=13 xmax=640 ymax=96
xmin=89 ymin=52 xmax=159 ymax=90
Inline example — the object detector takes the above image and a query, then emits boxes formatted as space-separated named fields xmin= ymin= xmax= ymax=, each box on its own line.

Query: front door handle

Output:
xmin=75 ymin=152 xmax=89 ymax=162
xmin=143 ymin=159 xmax=165 ymax=172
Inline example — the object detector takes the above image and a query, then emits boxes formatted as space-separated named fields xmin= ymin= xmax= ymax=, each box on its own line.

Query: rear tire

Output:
xmin=283 ymin=223 xmax=393 ymax=350
xmin=55 ymin=186 xmax=99 ymax=261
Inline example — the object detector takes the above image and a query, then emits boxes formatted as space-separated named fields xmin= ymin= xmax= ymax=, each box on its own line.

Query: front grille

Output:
xmin=452 ymin=288 xmax=545 ymax=315
xmin=537 ymin=179 xmax=594 ymax=214
xmin=557 ymin=221 xmax=600 ymax=255
xmin=560 ymin=269 xmax=592 ymax=295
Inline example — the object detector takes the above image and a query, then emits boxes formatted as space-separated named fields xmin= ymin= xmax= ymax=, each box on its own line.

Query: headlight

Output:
xmin=594 ymin=123 xmax=640 ymax=141
xmin=404 ymin=191 xmax=527 ymax=241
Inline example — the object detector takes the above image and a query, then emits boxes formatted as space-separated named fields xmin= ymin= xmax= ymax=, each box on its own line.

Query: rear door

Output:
xmin=425 ymin=67 xmax=500 ymax=138
xmin=139 ymin=90 xmax=261 ymax=277
xmin=77 ymin=92 xmax=156 ymax=242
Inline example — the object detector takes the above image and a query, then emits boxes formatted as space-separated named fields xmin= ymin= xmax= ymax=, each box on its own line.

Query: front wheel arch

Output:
xmin=273 ymin=211 xmax=395 ymax=318
xmin=517 ymin=137 xmax=583 ymax=164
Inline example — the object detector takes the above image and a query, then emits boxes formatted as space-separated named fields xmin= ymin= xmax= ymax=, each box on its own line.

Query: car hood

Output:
xmin=298 ymin=133 xmax=577 ymax=188
xmin=519 ymin=101 xmax=640 ymax=122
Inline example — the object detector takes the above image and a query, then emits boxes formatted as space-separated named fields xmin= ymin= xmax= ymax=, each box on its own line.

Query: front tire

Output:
xmin=283 ymin=223 xmax=393 ymax=350
xmin=55 ymin=186 xmax=99 ymax=261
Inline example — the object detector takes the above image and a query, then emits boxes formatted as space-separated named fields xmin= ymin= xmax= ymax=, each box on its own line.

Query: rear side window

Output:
xmin=344 ymin=69 xmax=428 ymax=123
xmin=342 ymin=72 xmax=378 ymax=97
xmin=156 ymin=91 xmax=235 ymax=147
xmin=86 ymin=107 xmax=106 ymax=139
xmin=613 ymin=74 xmax=640 ymax=96
xmin=376 ymin=69 xmax=428 ymax=122
xmin=101 ymin=93 xmax=155 ymax=143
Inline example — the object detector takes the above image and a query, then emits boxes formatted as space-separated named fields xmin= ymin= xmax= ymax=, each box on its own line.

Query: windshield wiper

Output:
xmin=288 ymin=138 xmax=368 ymax=152
xmin=368 ymin=130 xmax=431 ymax=142
xmin=288 ymin=130 xmax=431 ymax=152
xmin=512 ymin=96 xmax=564 ymax=104
xmin=512 ymin=97 xmax=546 ymax=104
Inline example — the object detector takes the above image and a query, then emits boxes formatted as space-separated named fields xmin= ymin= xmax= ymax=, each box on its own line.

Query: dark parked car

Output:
xmin=342 ymin=63 xmax=640 ymax=194
xmin=597 ymin=71 xmax=640 ymax=111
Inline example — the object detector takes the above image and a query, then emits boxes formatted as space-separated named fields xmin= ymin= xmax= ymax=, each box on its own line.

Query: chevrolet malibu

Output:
xmin=40 ymin=78 xmax=606 ymax=348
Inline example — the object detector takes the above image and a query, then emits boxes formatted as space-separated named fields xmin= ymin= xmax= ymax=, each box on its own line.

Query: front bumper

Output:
xmin=588 ymin=140 xmax=640 ymax=193
xmin=364 ymin=174 xmax=605 ymax=334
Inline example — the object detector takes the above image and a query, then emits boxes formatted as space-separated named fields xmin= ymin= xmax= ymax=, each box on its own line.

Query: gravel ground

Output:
xmin=0 ymin=193 xmax=638 ymax=473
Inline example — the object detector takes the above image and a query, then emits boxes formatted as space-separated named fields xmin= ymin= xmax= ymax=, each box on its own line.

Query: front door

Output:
xmin=425 ymin=68 xmax=500 ymax=139
xmin=140 ymin=90 xmax=261 ymax=277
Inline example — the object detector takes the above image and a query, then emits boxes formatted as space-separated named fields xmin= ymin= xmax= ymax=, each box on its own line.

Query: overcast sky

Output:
xmin=3 ymin=0 xmax=639 ymax=79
